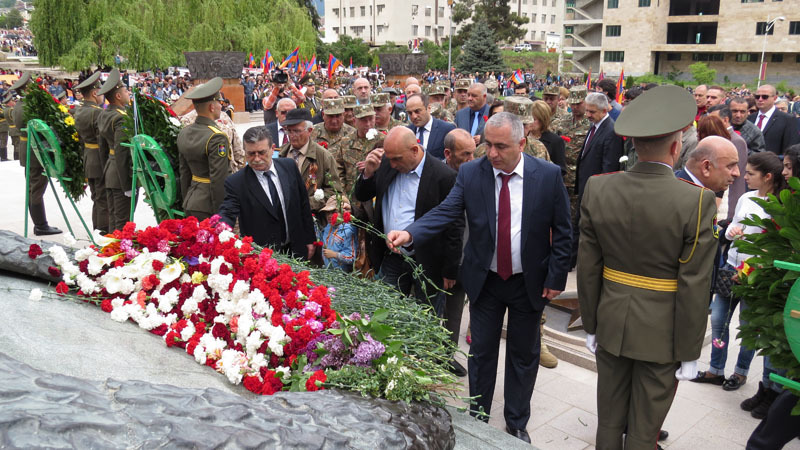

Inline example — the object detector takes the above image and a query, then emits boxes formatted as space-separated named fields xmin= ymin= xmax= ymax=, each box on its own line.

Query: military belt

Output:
xmin=192 ymin=175 xmax=211 ymax=184
xmin=8 ymin=124 xmax=15 ymax=128
xmin=603 ymin=266 xmax=678 ymax=292
xmin=84 ymin=143 xmax=99 ymax=149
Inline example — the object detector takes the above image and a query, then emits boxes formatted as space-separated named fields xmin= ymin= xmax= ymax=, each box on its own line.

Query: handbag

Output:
xmin=715 ymin=267 xmax=736 ymax=298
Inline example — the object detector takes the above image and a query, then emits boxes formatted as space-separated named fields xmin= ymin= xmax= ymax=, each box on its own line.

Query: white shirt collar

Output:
xmin=593 ymin=113 xmax=609 ymax=129
xmin=423 ymin=115 xmax=433 ymax=132
xmin=410 ymin=150 xmax=427 ymax=177
xmin=253 ymin=162 xmax=279 ymax=177
xmin=492 ymin=154 xmax=525 ymax=179
xmin=683 ymin=166 xmax=705 ymax=188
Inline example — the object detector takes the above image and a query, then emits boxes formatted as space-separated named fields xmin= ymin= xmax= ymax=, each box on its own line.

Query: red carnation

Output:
xmin=152 ymin=260 xmax=164 ymax=271
xmin=101 ymin=299 xmax=113 ymax=313
xmin=560 ymin=135 xmax=572 ymax=143
xmin=211 ymin=322 xmax=231 ymax=341
xmin=483 ymin=115 xmax=488 ymax=122
xmin=48 ymin=266 xmax=61 ymax=278
xmin=55 ymin=282 xmax=69 ymax=295
xmin=343 ymin=211 xmax=351 ymax=223
xmin=243 ymin=375 xmax=263 ymax=394
xmin=329 ymin=212 xmax=338 ymax=227
xmin=305 ymin=370 xmax=326 ymax=391
xmin=317 ymin=141 xmax=328 ymax=149
xmin=28 ymin=243 xmax=43 ymax=259
xmin=313 ymin=241 xmax=323 ymax=247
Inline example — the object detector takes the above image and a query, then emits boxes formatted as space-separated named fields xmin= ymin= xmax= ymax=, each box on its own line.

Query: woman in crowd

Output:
xmin=782 ymin=144 xmax=800 ymax=180
xmin=530 ymin=100 xmax=566 ymax=172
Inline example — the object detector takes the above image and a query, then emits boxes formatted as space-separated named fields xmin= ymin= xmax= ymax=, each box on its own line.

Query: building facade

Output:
xmin=511 ymin=0 xmax=565 ymax=51
xmin=565 ymin=0 xmax=800 ymax=84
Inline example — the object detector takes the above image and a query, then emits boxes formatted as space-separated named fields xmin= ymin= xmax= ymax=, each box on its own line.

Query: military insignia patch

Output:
xmin=712 ymin=215 xmax=719 ymax=239
xmin=217 ymin=144 xmax=227 ymax=157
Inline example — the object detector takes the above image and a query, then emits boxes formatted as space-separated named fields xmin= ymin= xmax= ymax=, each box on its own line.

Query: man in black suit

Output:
xmin=386 ymin=113 xmax=572 ymax=443
xmin=218 ymin=126 xmax=316 ymax=260
xmin=353 ymin=127 xmax=463 ymax=312
xmin=454 ymin=82 xmax=490 ymax=146
xmin=406 ymin=93 xmax=456 ymax=160
xmin=265 ymin=98 xmax=297 ymax=150
xmin=748 ymin=84 xmax=799 ymax=154
xmin=572 ymin=92 xmax=624 ymax=267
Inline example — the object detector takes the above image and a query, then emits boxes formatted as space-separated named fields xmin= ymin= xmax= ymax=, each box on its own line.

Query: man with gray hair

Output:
xmin=352 ymin=77 xmax=372 ymax=105
xmin=454 ymin=82 xmax=489 ymax=145
xmin=266 ymin=97 xmax=297 ymax=148
xmin=677 ymin=135 xmax=740 ymax=197
xmin=386 ymin=112 xmax=572 ymax=443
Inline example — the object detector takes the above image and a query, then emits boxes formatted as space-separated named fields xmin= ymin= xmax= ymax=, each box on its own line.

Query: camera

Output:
xmin=273 ymin=70 xmax=288 ymax=84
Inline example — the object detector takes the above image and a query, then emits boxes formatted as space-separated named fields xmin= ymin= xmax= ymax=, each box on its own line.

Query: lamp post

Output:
xmin=758 ymin=15 xmax=785 ymax=88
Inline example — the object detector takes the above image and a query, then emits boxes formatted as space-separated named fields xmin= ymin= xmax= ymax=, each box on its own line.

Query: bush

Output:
xmin=689 ymin=62 xmax=716 ymax=85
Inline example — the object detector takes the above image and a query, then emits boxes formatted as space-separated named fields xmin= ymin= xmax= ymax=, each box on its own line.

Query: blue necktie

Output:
xmin=470 ymin=110 xmax=480 ymax=136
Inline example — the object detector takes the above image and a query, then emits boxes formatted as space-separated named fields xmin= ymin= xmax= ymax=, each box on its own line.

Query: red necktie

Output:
xmin=756 ymin=114 xmax=766 ymax=130
xmin=497 ymin=173 xmax=512 ymax=280
xmin=281 ymin=130 xmax=289 ymax=147
xmin=582 ymin=125 xmax=596 ymax=158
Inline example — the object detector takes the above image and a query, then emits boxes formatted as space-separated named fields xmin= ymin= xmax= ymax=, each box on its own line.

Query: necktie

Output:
xmin=418 ymin=127 xmax=426 ymax=150
xmin=291 ymin=148 xmax=301 ymax=162
xmin=281 ymin=129 xmax=288 ymax=147
xmin=756 ymin=113 xmax=766 ymax=131
xmin=265 ymin=172 xmax=287 ymax=244
xmin=582 ymin=125 xmax=597 ymax=158
xmin=470 ymin=110 xmax=480 ymax=136
xmin=497 ymin=173 xmax=512 ymax=280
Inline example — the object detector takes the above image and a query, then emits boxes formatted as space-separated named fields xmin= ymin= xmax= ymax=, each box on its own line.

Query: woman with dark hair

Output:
xmin=487 ymin=99 xmax=504 ymax=118
xmin=782 ymin=144 xmax=800 ymax=180
xmin=697 ymin=114 xmax=731 ymax=141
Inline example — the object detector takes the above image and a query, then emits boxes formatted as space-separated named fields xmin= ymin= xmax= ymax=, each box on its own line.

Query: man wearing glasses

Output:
xmin=748 ymin=85 xmax=799 ymax=154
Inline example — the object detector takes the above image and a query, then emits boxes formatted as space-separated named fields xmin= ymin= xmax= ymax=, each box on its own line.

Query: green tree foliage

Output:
xmin=316 ymin=35 xmax=372 ymax=68
xmin=0 ymin=8 xmax=23 ymax=28
xmin=688 ymin=62 xmax=717 ymax=85
xmin=451 ymin=0 xmax=529 ymax=46
xmin=31 ymin=0 xmax=317 ymax=71
xmin=421 ymin=40 xmax=450 ymax=71
xmin=455 ymin=19 xmax=505 ymax=74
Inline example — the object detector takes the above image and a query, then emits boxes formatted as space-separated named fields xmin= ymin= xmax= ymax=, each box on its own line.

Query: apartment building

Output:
xmin=510 ymin=0 xmax=565 ymax=51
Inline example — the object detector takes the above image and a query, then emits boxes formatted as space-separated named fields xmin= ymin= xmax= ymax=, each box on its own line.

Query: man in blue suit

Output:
xmin=387 ymin=113 xmax=572 ymax=443
xmin=454 ymin=82 xmax=490 ymax=146
xmin=406 ymin=93 xmax=456 ymax=160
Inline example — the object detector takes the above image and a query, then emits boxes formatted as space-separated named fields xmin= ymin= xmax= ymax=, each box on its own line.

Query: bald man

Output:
xmin=677 ymin=135 xmax=740 ymax=201
xmin=353 ymin=127 xmax=463 ymax=312
xmin=322 ymin=88 xmax=339 ymax=100
xmin=454 ymin=82 xmax=489 ymax=145
xmin=353 ymin=78 xmax=372 ymax=105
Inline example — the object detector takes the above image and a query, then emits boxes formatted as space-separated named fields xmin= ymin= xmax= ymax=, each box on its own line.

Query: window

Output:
xmin=604 ymin=51 xmax=624 ymax=62
xmin=608 ymin=0 xmax=619 ymax=8
xmin=411 ymin=4 xmax=418 ymax=15
xmin=692 ymin=53 xmax=724 ymax=61
xmin=553 ymin=0 xmax=557 ymax=6
xmin=788 ymin=21 xmax=800 ymax=34
xmin=771 ymin=53 xmax=783 ymax=63
xmin=412 ymin=25 xmax=418 ymax=35
xmin=756 ymin=22 xmax=775 ymax=35
xmin=532 ymin=13 xmax=537 ymax=21
xmin=360 ymin=6 xmax=365 ymax=16
xmin=439 ymin=26 xmax=444 ymax=36
xmin=564 ymin=26 xmax=574 ymax=34
xmin=439 ymin=6 xmax=444 ymax=17
xmin=735 ymin=53 xmax=758 ymax=62
xmin=531 ymin=31 xmax=537 ymax=39
xmin=541 ymin=14 xmax=546 ymax=23
xmin=639 ymin=0 xmax=651 ymax=6
xmin=332 ymin=27 xmax=339 ymax=35
xmin=349 ymin=7 xmax=355 ymax=16
xmin=425 ymin=25 xmax=431 ymax=36
xmin=425 ymin=6 xmax=431 ymax=16
xmin=333 ymin=8 xmax=339 ymax=17
xmin=606 ymin=25 xmax=621 ymax=36
xmin=523 ymin=0 xmax=527 ymax=4
xmin=551 ymin=15 xmax=556 ymax=24
xmin=541 ymin=31 xmax=546 ymax=40
xmin=377 ymin=25 xmax=384 ymax=35
xmin=351 ymin=26 xmax=365 ymax=36
xmin=666 ymin=53 xmax=682 ymax=61
xmin=522 ymin=12 xmax=527 ymax=17
xmin=377 ymin=4 xmax=385 ymax=14
xmin=567 ymin=0 xmax=575 ymax=7
xmin=796 ymin=54 xmax=800 ymax=63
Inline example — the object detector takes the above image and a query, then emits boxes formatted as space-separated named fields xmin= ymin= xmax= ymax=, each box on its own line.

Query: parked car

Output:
xmin=514 ymin=43 xmax=533 ymax=52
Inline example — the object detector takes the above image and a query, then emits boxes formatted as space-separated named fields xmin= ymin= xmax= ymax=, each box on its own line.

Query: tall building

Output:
xmin=564 ymin=0 xmax=800 ymax=84
xmin=510 ymin=0 xmax=565 ymax=51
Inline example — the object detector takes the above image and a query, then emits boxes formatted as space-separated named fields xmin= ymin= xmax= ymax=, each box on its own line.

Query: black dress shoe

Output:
xmin=722 ymin=374 xmax=746 ymax=391
xmin=505 ymin=426 xmax=531 ymax=443
xmin=689 ymin=371 xmax=725 ymax=385
xmin=448 ymin=359 xmax=467 ymax=377
xmin=34 ymin=225 xmax=63 ymax=236
xmin=658 ymin=429 xmax=669 ymax=441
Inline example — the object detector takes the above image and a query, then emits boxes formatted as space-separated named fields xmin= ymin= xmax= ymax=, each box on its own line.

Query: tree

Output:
xmin=0 ymin=8 xmax=23 ymax=29
xmin=316 ymin=35 xmax=372 ymax=68
xmin=455 ymin=19 xmax=505 ymax=74
xmin=451 ymin=0 xmax=528 ymax=46
xmin=421 ymin=39 xmax=459 ymax=71
xmin=688 ymin=62 xmax=716 ymax=85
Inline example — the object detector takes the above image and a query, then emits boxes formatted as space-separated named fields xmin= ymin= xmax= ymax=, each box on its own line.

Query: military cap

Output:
xmin=322 ymin=98 xmax=345 ymax=115
xmin=429 ymin=84 xmax=447 ymax=96
xmin=10 ymin=71 xmax=30 ymax=91
xmin=614 ymin=85 xmax=696 ymax=138
xmin=304 ymin=79 xmax=315 ymax=86
xmin=454 ymin=79 xmax=471 ymax=91
xmin=353 ymin=104 xmax=375 ymax=119
xmin=370 ymin=92 xmax=390 ymax=107
xmin=281 ymin=108 xmax=312 ymax=126
xmin=436 ymin=80 xmax=451 ymax=88
xmin=342 ymin=95 xmax=357 ymax=109
xmin=543 ymin=84 xmax=560 ymax=96
xmin=382 ymin=87 xmax=398 ymax=95
xmin=76 ymin=71 xmax=102 ymax=91
xmin=568 ymin=86 xmax=587 ymax=104
xmin=485 ymin=79 xmax=499 ymax=93
xmin=429 ymin=102 xmax=445 ymax=118
xmin=97 ymin=68 xmax=126 ymax=96
xmin=2 ymin=92 xmax=14 ymax=104
xmin=185 ymin=77 xmax=223 ymax=103
xmin=503 ymin=96 xmax=535 ymax=125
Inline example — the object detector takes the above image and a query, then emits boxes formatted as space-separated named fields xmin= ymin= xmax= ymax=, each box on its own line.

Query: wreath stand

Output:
xmin=769 ymin=260 xmax=800 ymax=392
xmin=126 ymin=134 xmax=184 ymax=223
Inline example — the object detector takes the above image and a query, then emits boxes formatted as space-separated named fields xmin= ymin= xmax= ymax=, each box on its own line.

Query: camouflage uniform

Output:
xmin=370 ymin=92 xmax=403 ymax=133
xmin=477 ymin=95 xmax=551 ymax=161
xmin=336 ymin=104 xmax=377 ymax=195
xmin=430 ymin=102 xmax=454 ymax=123
xmin=310 ymin=98 xmax=357 ymax=178
xmin=475 ymin=138 xmax=550 ymax=161
xmin=557 ymin=87 xmax=591 ymax=220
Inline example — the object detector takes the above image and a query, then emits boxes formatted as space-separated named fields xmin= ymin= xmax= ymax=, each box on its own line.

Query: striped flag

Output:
xmin=266 ymin=50 xmax=274 ymax=70
xmin=349 ymin=57 xmax=353 ymax=70
xmin=248 ymin=53 xmax=254 ymax=68
xmin=616 ymin=69 xmax=625 ymax=104
xmin=585 ymin=68 xmax=591 ymax=89
xmin=512 ymin=69 xmax=524 ymax=84
xmin=308 ymin=55 xmax=318 ymax=72
xmin=598 ymin=70 xmax=604 ymax=81
xmin=279 ymin=46 xmax=300 ymax=69
xmin=328 ymin=54 xmax=342 ymax=78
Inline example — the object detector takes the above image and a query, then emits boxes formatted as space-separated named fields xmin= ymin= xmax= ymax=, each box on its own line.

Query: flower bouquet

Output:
xmin=23 ymin=83 xmax=86 ymax=200
xmin=45 ymin=216 xmax=456 ymax=402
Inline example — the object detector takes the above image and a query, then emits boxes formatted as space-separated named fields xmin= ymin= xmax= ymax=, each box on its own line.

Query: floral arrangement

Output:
xmin=732 ymin=178 xmax=800 ymax=411
xmin=43 ymin=216 xmax=454 ymax=401
xmin=23 ymin=83 xmax=86 ymax=200
xmin=123 ymin=89 xmax=183 ymax=213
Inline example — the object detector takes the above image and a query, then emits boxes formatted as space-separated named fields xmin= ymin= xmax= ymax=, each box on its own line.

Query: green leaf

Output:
xmin=371 ymin=308 xmax=389 ymax=323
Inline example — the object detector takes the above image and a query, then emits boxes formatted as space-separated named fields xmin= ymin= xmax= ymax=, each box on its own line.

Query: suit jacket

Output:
xmin=353 ymin=154 xmax=463 ymax=285
xmin=265 ymin=121 xmax=283 ymax=148
xmin=575 ymin=115 xmax=624 ymax=198
xmin=408 ymin=118 xmax=456 ymax=160
xmin=405 ymin=154 xmax=572 ymax=311
xmin=748 ymin=109 xmax=800 ymax=154
xmin=454 ymin=104 xmax=490 ymax=137
xmin=218 ymin=161 xmax=316 ymax=258
xmin=578 ymin=162 xmax=717 ymax=363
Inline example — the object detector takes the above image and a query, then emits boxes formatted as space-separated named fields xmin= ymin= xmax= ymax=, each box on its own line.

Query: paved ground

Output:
xmin=2 ymin=118 xmax=799 ymax=449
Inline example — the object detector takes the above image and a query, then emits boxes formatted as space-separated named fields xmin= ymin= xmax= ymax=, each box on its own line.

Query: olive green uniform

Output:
xmin=74 ymin=100 xmax=109 ymax=232
xmin=555 ymin=115 xmax=591 ymax=219
xmin=7 ymin=104 xmax=19 ymax=160
xmin=177 ymin=116 xmax=231 ymax=220
xmin=14 ymin=99 xmax=51 ymax=227
xmin=336 ymin=134 xmax=379 ymax=195
xmin=99 ymin=104 xmax=132 ymax=231
xmin=279 ymin=141 xmax=341 ymax=213
xmin=0 ymin=104 xmax=9 ymax=161
xmin=375 ymin=117 xmax=404 ymax=133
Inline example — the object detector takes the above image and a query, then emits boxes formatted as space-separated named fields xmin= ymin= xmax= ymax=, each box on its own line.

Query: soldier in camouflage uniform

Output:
xmin=371 ymin=92 xmax=402 ymax=132
xmin=342 ymin=95 xmax=357 ymax=128
xmin=553 ymin=86 xmax=591 ymax=220
xmin=449 ymin=79 xmax=470 ymax=116
xmin=429 ymin=84 xmax=454 ymax=123
xmin=543 ymin=84 xmax=568 ymax=124
xmin=311 ymin=98 xmax=356 ymax=170
xmin=337 ymin=104 xmax=379 ymax=196
xmin=484 ymin=78 xmax=499 ymax=102
xmin=474 ymin=96 xmax=550 ymax=162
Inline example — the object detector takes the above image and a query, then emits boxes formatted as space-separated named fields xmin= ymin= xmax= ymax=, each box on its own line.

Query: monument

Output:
xmin=174 ymin=52 xmax=249 ymax=123
xmin=378 ymin=54 xmax=428 ymax=87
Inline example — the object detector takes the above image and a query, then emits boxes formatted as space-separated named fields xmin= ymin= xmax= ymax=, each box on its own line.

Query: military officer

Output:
xmin=342 ymin=95 xmax=357 ymax=128
xmin=177 ymin=77 xmax=231 ymax=220
xmin=484 ymin=78 xmax=499 ymax=100
xmin=555 ymin=86 xmax=591 ymax=220
xmin=450 ymin=79 xmax=470 ymax=115
xmin=371 ymin=92 xmax=402 ymax=132
xmin=5 ymin=92 xmax=18 ymax=160
xmin=12 ymin=72 xmax=63 ymax=235
xmin=429 ymin=85 xmax=454 ymax=123
xmin=474 ymin=96 xmax=550 ymax=161
xmin=311 ymin=98 xmax=356 ymax=170
xmin=338 ymin=104 xmax=379 ymax=195
xmin=577 ymin=85 xmax=718 ymax=450
xmin=97 ymin=68 xmax=134 ymax=232
xmin=0 ymin=92 xmax=10 ymax=161
xmin=543 ymin=84 xmax=567 ymax=123
xmin=73 ymin=72 xmax=109 ymax=233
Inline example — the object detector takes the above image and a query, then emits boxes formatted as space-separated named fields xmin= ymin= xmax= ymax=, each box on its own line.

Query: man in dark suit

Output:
xmin=748 ymin=84 xmax=800 ymax=154
xmin=387 ymin=113 xmax=572 ymax=443
xmin=572 ymin=92 xmax=624 ymax=266
xmin=218 ymin=126 xmax=316 ymax=260
xmin=406 ymin=93 xmax=456 ymax=160
xmin=454 ymin=82 xmax=490 ymax=146
xmin=353 ymin=127 xmax=463 ymax=311
xmin=265 ymin=98 xmax=296 ymax=149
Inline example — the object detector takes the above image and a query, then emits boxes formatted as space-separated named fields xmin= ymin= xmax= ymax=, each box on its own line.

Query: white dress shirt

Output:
xmin=253 ymin=164 xmax=289 ymax=242
xmin=755 ymin=105 xmax=776 ymax=133
xmin=417 ymin=116 xmax=433 ymax=151
xmin=490 ymin=155 xmax=524 ymax=274
xmin=682 ymin=166 xmax=705 ymax=188
xmin=383 ymin=152 xmax=426 ymax=235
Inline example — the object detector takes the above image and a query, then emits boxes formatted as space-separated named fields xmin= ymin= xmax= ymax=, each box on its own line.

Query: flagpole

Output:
xmin=447 ymin=0 xmax=453 ymax=80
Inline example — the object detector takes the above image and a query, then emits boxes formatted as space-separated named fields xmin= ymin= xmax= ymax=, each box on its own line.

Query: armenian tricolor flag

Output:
xmin=512 ymin=69 xmax=524 ymax=84
xmin=248 ymin=53 xmax=254 ymax=68
xmin=265 ymin=50 xmax=274 ymax=70
xmin=585 ymin=69 xmax=591 ymax=89
xmin=328 ymin=54 xmax=342 ymax=78
xmin=307 ymin=55 xmax=318 ymax=72
xmin=279 ymin=46 xmax=300 ymax=69
xmin=616 ymin=69 xmax=625 ymax=104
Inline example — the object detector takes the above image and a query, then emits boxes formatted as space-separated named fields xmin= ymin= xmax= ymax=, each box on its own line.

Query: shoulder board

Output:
xmin=678 ymin=178 xmax=708 ymax=190
xmin=208 ymin=125 xmax=225 ymax=135
xmin=591 ymin=171 xmax=622 ymax=177
xmin=117 ymin=109 xmax=128 ymax=116
xmin=91 ymin=104 xmax=103 ymax=110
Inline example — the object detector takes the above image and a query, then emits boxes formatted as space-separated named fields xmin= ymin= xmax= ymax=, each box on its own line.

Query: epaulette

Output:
xmin=591 ymin=171 xmax=622 ymax=177
xmin=678 ymin=177 xmax=711 ymax=191
xmin=208 ymin=125 xmax=225 ymax=135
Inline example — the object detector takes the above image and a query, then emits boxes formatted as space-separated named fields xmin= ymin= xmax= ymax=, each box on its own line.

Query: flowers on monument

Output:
xmin=28 ymin=243 xmax=43 ymax=259
xmin=29 ymin=288 xmax=42 ymax=301
xmin=313 ymin=189 xmax=325 ymax=202
xmin=366 ymin=128 xmax=379 ymax=140
xmin=46 ymin=216 xmax=405 ymax=396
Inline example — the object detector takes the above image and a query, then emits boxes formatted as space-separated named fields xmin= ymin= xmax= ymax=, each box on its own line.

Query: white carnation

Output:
xmin=74 ymin=247 xmax=96 ymax=262
xmin=313 ymin=189 xmax=325 ymax=201
xmin=180 ymin=322 xmax=197 ymax=341
xmin=245 ymin=330 xmax=263 ymax=355
xmin=28 ymin=288 xmax=42 ymax=301
xmin=62 ymin=234 xmax=78 ymax=247
xmin=366 ymin=128 xmax=378 ymax=140
xmin=619 ymin=155 xmax=629 ymax=163
xmin=218 ymin=229 xmax=235 ymax=243
xmin=159 ymin=262 xmax=183 ymax=284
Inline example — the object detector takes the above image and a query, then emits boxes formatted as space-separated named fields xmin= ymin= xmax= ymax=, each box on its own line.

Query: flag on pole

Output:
xmin=349 ymin=57 xmax=353 ymax=70
xmin=308 ymin=55 xmax=317 ymax=72
xmin=585 ymin=69 xmax=591 ymax=89
xmin=279 ymin=46 xmax=300 ymax=69
xmin=512 ymin=69 xmax=525 ymax=84
xmin=616 ymin=69 xmax=625 ymax=104
xmin=266 ymin=50 xmax=274 ymax=70
xmin=328 ymin=54 xmax=342 ymax=78
xmin=248 ymin=53 xmax=254 ymax=68
xmin=598 ymin=70 xmax=604 ymax=81
xmin=759 ymin=62 xmax=767 ymax=81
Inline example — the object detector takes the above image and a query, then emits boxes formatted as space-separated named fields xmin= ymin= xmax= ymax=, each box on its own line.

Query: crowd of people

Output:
xmin=0 ymin=28 xmax=35 ymax=57
xmin=2 ymin=60 xmax=800 ymax=448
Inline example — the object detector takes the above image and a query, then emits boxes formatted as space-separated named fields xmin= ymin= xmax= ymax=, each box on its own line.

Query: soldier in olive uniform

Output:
xmin=0 ymin=93 xmax=11 ymax=161
xmin=177 ymin=77 xmax=231 ymax=220
xmin=13 ymin=72 xmax=63 ymax=235
xmin=311 ymin=98 xmax=356 ymax=150
xmin=73 ymin=72 xmax=109 ymax=233
xmin=97 ymin=68 xmax=134 ymax=232
xmin=578 ymin=85 xmax=718 ymax=450
xmin=543 ymin=84 xmax=567 ymax=124
xmin=5 ymin=93 xmax=18 ymax=160
xmin=342 ymin=95 xmax=357 ymax=128
xmin=339 ymin=104 xmax=379 ymax=195
xmin=429 ymin=85 xmax=454 ymax=123
xmin=450 ymin=79 xmax=470 ymax=115
xmin=475 ymin=96 xmax=550 ymax=161
xmin=554 ymin=87 xmax=591 ymax=220
xmin=371 ymin=92 xmax=402 ymax=132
